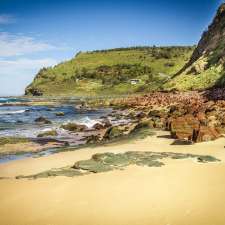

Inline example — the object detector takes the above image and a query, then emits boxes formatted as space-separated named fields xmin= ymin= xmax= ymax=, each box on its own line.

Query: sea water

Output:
xmin=0 ymin=97 xmax=110 ymax=138
xmin=0 ymin=97 xmax=111 ymax=163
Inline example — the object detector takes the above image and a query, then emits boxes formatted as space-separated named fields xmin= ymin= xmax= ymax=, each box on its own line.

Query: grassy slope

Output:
xmin=164 ymin=4 xmax=225 ymax=91
xmin=26 ymin=47 xmax=194 ymax=96
xmin=164 ymin=63 xmax=224 ymax=91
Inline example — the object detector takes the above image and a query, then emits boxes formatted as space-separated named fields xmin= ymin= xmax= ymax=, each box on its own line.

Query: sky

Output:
xmin=0 ymin=0 xmax=223 ymax=96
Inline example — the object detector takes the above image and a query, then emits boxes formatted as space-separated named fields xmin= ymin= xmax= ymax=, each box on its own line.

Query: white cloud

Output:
xmin=0 ymin=57 xmax=57 ymax=74
xmin=0 ymin=32 xmax=58 ymax=57
xmin=0 ymin=58 xmax=58 ymax=96
xmin=0 ymin=21 xmax=64 ymax=95
xmin=0 ymin=14 xmax=14 ymax=24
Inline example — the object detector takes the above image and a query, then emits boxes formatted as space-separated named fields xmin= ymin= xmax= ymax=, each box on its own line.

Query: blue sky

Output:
xmin=0 ymin=0 xmax=223 ymax=96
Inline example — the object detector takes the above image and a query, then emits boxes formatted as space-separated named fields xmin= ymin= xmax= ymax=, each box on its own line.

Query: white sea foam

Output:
xmin=78 ymin=116 xmax=100 ymax=128
xmin=62 ymin=116 xmax=100 ymax=129
xmin=0 ymin=109 xmax=26 ymax=115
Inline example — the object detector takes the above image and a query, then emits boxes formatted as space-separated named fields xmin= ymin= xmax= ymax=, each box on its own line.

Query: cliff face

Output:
xmin=183 ymin=3 xmax=225 ymax=73
xmin=165 ymin=3 xmax=225 ymax=90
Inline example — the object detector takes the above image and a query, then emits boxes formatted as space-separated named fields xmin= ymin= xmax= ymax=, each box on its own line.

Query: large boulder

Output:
xmin=129 ymin=119 xmax=154 ymax=135
xmin=193 ymin=126 xmax=221 ymax=142
xmin=216 ymin=126 xmax=225 ymax=135
xmin=207 ymin=116 xmax=221 ymax=128
xmin=35 ymin=117 xmax=52 ymax=124
xmin=196 ymin=112 xmax=207 ymax=125
xmin=148 ymin=109 xmax=167 ymax=118
xmin=55 ymin=112 xmax=65 ymax=117
xmin=93 ymin=123 xmax=104 ymax=130
xmin=85 ymin=135 xmax=101 ymax=144
xmin=37 ymin=130 xmax=58 ymax=138
xmin=136 ymin=111 xmax=147 ymax=119
xmin=169 ymin=105 xmax=187 ymax=117
xmin=153 ymin=117 xmax=166 ymax=129
xmin=61 ymin=123 xmax=87 ymax=132
xmin=103 ymin=126 xmax=125 ymax=140
xmin=170 ymin=114 xmax=200 ymax=140
xmin=170 ymin=114 xmax=222 ymax=143
xmin=101 ymin=118 xmax=112 ymax=128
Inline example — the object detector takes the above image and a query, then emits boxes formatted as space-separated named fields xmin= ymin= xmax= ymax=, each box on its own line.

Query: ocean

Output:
xmin=0 ymin=97 xmax=110 ymax=138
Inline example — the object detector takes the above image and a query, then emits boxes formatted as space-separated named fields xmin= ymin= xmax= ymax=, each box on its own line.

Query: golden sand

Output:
xmin=0 ymin=131 xmax=225 ymax=225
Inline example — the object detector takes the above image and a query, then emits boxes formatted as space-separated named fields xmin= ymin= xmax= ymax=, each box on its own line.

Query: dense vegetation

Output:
xmin=25 ymin=46 xmax=194 ymax=96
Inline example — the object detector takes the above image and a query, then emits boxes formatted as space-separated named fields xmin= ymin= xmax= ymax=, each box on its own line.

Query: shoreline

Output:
xmin=0 ymin=130 xmax=224 ymax=178
xmin=0 ymin=131 xmax=225 ymax=225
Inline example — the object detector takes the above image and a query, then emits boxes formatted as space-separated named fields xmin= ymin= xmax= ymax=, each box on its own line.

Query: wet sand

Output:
xmin=0 ymin=131 xmax=225 ymax=225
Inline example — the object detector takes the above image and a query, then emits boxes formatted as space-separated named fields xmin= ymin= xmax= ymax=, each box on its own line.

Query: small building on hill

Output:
xmin=130 ymin=79 xmax=141 ymax=85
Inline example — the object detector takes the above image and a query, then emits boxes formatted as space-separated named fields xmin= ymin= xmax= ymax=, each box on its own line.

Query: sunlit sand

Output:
xmin=0 ymin=131 xmax=224 ymax=225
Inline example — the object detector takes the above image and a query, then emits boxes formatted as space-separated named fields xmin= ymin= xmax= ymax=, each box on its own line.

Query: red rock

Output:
xmin=196 ymin=112 xmax=207 ymax=125
xmin=93 ymin=123 xmax=104 ymax=130
xmin=170 ymin=114 xmax=200 ymax=140
xmin=194 ymin=126 xmax=221 ymax=142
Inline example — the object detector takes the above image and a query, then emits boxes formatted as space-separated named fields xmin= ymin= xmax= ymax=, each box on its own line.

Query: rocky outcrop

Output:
xmin=35 ymin=117 xmax=52 ymax=124
xmin=85 ymin=135 xmax=102 ymax=144
xmin=60 ymin=123 xmax=88 ymax=132
xmin=37 ymin=130 xmax=58 ymax=138
xmin=103 ymin=126 xmax=125 ymax=140
xmin=55 ymin=112 xmax=65 ymax=116
xmin=194 ymin=126 xmax=221 ymax=142
xmin=169 ymin=115 xmax=221 ymax=143
xmin=176 ymin=3 xmax=225 ymax=78
xmin=170 ymin=115 xmax=200 ymax=140
xmin=110 ymin=91 xmax=225 ymax=143
xmin=25 ymin=87 xmax=43 ymax=96
xmin=18 ymin=151 xmax=220 ymax=179
xmin=92 ymin=123 xmax=104 ymax=130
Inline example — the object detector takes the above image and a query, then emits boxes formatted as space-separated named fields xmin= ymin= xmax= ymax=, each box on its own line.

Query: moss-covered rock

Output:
xmin=0 ymin=137 xmax=29 ymax=146
xmin=16 ymin=168 xmax=84 ymax=179
xmin=34 ymin=116 xmax=52 ymax=124
xmin=37 ymin=130 xmax=58 ymax=138
xmin=61 ymin=123 xmax=87 ymax=132
xmin=85 ymin=135 xmax=101 ymax=144
xmin=92 ymin=152 xmax=131 ymax=167
xmin=55 ymin=112 xmax=65 ymax=116
xmin=103 ymin=126 xmax=125 ymax=140
xmin=148 ymin=109 xmax=167 ymax=118
xmin=131 ymin=119 xmax=154 ymax=133
xmin=18 ymin=151 xmax=220 ymax=179
xmin=73 ymin=159 xmax=113 ymax=173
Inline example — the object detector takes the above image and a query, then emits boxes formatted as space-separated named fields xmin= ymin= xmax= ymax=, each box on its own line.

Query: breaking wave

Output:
xmin=0 ymin=110 xmax=26 ymax=115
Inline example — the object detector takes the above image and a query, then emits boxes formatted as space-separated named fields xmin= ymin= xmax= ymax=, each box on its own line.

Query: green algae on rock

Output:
xmin=60 ymin=123 xmax=87 ymax=132
xmin=0 ymin=137 xmax=29 ymax=146
xmin=37 ymin=130 xmax=58 ymax=138
xmin=17 ymin=151 xmax=220 ymax=179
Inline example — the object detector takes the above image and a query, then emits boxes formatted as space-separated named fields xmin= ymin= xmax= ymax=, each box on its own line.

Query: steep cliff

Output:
xmin=165 ymin=3 xmax=225 ymax=90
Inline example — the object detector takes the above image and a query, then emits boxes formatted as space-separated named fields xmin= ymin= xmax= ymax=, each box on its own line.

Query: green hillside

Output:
xmin=25 ymin=46 xmax=194 ymax=96
xmin=164 ymin=3 xmax=225 ymax=91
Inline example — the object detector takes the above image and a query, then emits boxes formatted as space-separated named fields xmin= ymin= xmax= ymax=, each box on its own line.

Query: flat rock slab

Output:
xmin=16 ymin=151 xmax=220 ymax=179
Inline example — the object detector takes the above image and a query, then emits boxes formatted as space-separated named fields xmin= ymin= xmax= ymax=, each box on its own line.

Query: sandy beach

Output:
xmin=0 ymin=131 xmax=225 ymax=225
xmin=1 ymin=1 xmax=225 ymax=225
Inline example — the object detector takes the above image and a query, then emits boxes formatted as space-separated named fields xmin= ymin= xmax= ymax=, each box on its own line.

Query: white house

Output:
xmin=130 ymin=79 xmax=141 ymax=85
